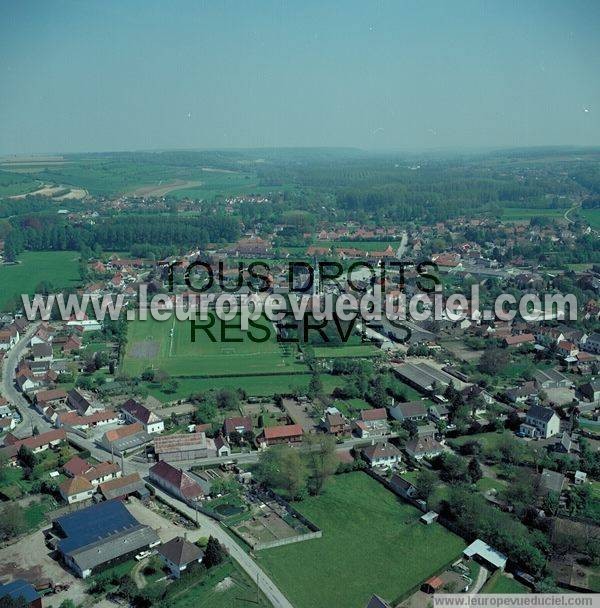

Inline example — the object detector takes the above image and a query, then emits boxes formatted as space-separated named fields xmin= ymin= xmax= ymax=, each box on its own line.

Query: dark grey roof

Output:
xmin=396 ymin=401 xmax=427 ymax=418
xmin=68 ymin=525 xmax=159 ymax=572
xmin=157 ymin=536 xmax=204 ymax=566
xmin=527 ymin=405 xmax=557 ymax=423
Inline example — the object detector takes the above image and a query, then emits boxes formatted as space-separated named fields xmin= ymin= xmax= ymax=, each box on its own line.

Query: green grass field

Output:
xmin=499 ymin=207 xmax=565 ymax=221
xmin=481 ymin=572 xmax=529 ymax=594
xmin=0 ymin=251 xmax=81 ymax=310
xmin=256 ymin=472 xmax=465 ymax=608
xmin=581 ymin=208 xmax=600 ymax=230
xmin=122 ymin=314 xmax=308 ymax=378
xmin=313 ymin=344 xmax=381 ymax=359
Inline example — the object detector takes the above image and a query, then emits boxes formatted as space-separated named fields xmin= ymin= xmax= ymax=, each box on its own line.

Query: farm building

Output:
xmin=51 ymin=500 xmax=160 ymax=578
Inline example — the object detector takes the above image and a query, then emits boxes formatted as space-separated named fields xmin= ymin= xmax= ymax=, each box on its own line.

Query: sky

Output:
xmin=1 ymin=0 xmax=599 ymax=154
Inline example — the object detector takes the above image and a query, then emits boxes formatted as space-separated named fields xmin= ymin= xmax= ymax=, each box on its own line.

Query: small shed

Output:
xmin=420 ymin=511 xmax=439 ymax=525
xmin=422 ymin=575 xmax=444 ymax=594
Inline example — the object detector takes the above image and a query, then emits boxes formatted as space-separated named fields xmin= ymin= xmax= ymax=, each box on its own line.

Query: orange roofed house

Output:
xmin=258 ymin=424 xmax=303 ymax=448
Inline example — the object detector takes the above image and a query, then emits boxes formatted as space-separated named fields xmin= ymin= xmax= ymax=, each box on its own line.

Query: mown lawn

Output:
xmin=122 ymin=314 xmax=307 ymax=377
xmin=0 ymin=251 xmax=81 ymax=310
xmin=481 ymin=572 xmax=529 ymax=594
xmin=256 ymin=472 xmax=465 ymax=608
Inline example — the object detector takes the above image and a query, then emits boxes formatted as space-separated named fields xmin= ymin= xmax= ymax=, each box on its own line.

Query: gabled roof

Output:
xmin=99 ymin=472 xmax=144 ymax=500
xmin=262 ymin=424 xmax=303 ymax=440
xmin=0 ymin=579 xmax=40 ymax=604
xmin=149 ymin=461 xmax=204 ymax=500
xmin=104 ymin=422 xmax=144 ymax=443
xmin=527 ymin=404 xmax=557 ymax=423
xmin=362 ymin=442 xmax=401 ymax=460
xmin=360 ymin=408 xmax=387 ymax=422
xmin=223 ymin=416 xmax=253 ymax=434
xmin=121 ymin=398 xmax=161 ymax=425
xmin=31 ymin=341 xmax=53 ymax=357
xmin=63 ymin=455 xmax=92 ymax=477
xmin=60 ymin=475 xmax=94 ymax=496
xmin=9 ymin=428 xmax=66 ymax=451
xmin=84 ymin=461 xmax=120 ymax=482
xmin=394 ymin=401 xmax=427 ymax=418
xmin=157 ymin=536 xmax=204 ymax=566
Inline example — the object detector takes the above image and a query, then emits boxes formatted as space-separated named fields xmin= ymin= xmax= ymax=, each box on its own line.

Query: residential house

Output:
xmin=388 ymin=400 xmax=428 ymax=422
xmin=31 ymin=341 xmax=53 ymax=362
xmin=577 ymin=379 xmax=600 ymax=403
xmin=67 ymin=389 xmax=101 ymax=416
xmin=519 ymin=405 xmax=561 ymax=439
xmin=59 ymin=476 xmax=95 ymax=504
xmin=361 ymin=442 xmax=402 ymax=468
xmin=212 ymin=435 xmax=231 ymax=457
xmin=322 ymin=411 xmax=350 ymax=436
xmin=583 ymin=332 xmax=600 ymax=355
xmin=157 ymin=536 xmax=204 ymax=578
xmin=557 ymin=341 xmax=579 ymax=358
xmin=428 ymin=403 xmax=450 ymax=423
xmin=63 ymin=455 xmax=93 ymax=477
xmin=0 ymin=324 xmax=19 ymax=351
xmin=505 ymin=381 xmax=538 ymax=405
xmin=4 ymin=428 xmax=66 ymax=454
xmin=56 ymin=409 xmax=120 ymax=430
xmin=35 ymin=388 xmax=67 ymax=407
xmin=149 ymin=460 xmax=204 ymax=503
xmin=404 ymin=435 xmax=444 ymax=460
xmin=121 ymin=399 xmax=164 ymax=434
xmin=257 ymin=424 xmax=303 ymax=447
xmin=223 ymin=416 xmax=253 ymax=439
xmin=83 ymin=461 xmax=121 ymax=486
xmin=355 ymin=408 xmax=389 ymax=437
xmin=503 ymin=333 xmax=535 ymax=348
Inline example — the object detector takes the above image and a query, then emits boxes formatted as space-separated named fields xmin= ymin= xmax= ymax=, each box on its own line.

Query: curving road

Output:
xmin=0 ymin=322 xmax=51 ymax=438
xmin=151 ymin=485 xmax=293 ymax=608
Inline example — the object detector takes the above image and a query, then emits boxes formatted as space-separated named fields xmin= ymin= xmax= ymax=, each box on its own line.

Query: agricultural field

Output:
xmin=0 ymin=251 xmax=81 ymax=310
xmin=581 ymin=208 xmax=600 ymax=230
xmin=256 ymin=472 xmax=465 ymax=608
xmin=122 ymin=314 xmax=308 ymax=378
xmin=316 ymin=240 xmax=397 ymax=251
xmin=498 ymin=207 xmax=565 ymax=221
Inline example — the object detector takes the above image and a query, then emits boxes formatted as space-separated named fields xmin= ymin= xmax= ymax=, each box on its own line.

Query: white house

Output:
xmin=361 ymin=442 xmax=402 ymax=468
xmin=59 ymin=476 xmax=95 ymax=504
xmin=121 ymin=399 xmax=164 ymax=434
xmin=519 ymin=405 xmax=560 ymax=439
xmin=156 ymin=537 xmax=204 ymax=578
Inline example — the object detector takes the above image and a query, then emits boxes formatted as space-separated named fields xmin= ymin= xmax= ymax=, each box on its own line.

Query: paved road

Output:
xmin=0 ymin=322 xmax=51 ymax=438
xmin=151 ymin=485 xmax=293 ymax=608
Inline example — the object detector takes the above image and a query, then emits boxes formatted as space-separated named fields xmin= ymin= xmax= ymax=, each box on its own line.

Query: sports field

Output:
xmin=256 ymin=472 xmax=465 ymax=608
xmin=122 ymin=314 xmax=308 ymax=377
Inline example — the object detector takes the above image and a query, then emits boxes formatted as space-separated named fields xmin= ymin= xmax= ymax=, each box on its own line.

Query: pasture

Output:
xmin=256 ymin=472 xmax=465 ymax=608
xmin=0 ymin=251 xmax=81 ymax=311
xmin=122 ymin=314 xmax=308 ymax=378
xmin=581 ymin=208 xmax=600 ymax=230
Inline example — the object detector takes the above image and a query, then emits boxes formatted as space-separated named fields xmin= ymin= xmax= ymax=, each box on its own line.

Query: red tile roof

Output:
xmin=262 ymin=424 xmax=303 ymax=440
